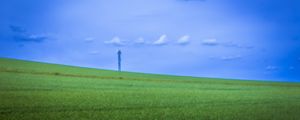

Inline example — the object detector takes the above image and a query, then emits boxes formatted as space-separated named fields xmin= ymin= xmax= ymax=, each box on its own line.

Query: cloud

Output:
xmin=222 ymin=42 xmax=254 ymax=49
xmin=220 ymin=55 xmax=242 ymax=61
xmin=201 ymin=39 xmax=254 ymax=49
xmin=209 ymin=55 xmax=242 ymax=61
xmin=135 ymin=37 xmax=146 ymax=44
xmin=10 ymin=25 xmax=26 ymax=33
xmin=289 ymin=66 xmax=295 ymax=70
xmin=84 ymin=37 xmax=95 ymax=43
xmin=10 ymin=25 xmax=48 ymax=43
xmin=88 ymin=50 xmax=100 ymax=55
xmin=13 ymin=34 xmax=47 ymax=43
xmin=266 ymin=66 xmax=278 ymax=71
xmin=177 ymin=0 xmax=206 ymax=2
xmin=104 ymin=36 xmax=125 ymax=46
xmin=202 ymin=39 xmax=218 ymax=46
xmin=177 ymin=35 xmax=190 ymax=45
xmin=153 ymin=34 xmax=168 ymax=45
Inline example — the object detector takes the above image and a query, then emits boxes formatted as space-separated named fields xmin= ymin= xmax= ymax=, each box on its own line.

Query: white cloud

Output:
xmin=135 ymin=37 xmax=146 ymax=44
xmin=14 ymin=34 xmax=48 ymax=43
xmin=89 ymin=50 xmax=100 ymax=55
xmin=178 ymin=0 xmax=206 ymax=2
xmin=220 ymin=55 xmax=242 ymax=61
xmin=153 ymin=34 xmax=168 ymax=45
xmin=84 ymin=37 xmax=95 ymax=43
xmin=222 ymin=42 xmax=254 ymax=49
xmin=266 ymin=66 xmax=278 ymax=71
xmin=177 ymin=35 xmax=190 ymax=45
xmin=202 ymin=38 xmax=218 ymax=46
xmin=104 ymin=36 xmax=124 ymax=46
xmin=289 ymin=66 xmax=295 ymax=70
xmin=10 ymin=25 xmax=49 ymax=43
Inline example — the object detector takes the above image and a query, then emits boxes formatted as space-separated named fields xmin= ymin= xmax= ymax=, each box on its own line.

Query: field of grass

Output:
xmin=0 ymin=58 xmax=300 ymax=120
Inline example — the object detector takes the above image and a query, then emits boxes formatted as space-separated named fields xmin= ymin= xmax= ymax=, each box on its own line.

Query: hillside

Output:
xmin=0 ymin=58 xmax=300 ymax=120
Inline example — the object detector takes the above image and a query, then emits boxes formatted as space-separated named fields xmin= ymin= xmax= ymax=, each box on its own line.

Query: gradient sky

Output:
xmin=0 ymin=0 xmax=299 ymax=82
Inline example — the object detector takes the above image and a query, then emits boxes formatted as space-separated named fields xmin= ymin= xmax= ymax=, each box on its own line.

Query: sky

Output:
xmin=0 ymin=0 xmax=299 ymax=82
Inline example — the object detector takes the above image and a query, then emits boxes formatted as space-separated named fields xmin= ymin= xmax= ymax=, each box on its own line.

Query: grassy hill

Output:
xmin=0 ymin=58 xmax=300 ymax=120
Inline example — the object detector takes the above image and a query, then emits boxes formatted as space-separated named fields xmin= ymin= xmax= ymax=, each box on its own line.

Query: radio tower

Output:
xmin=117 ymin=50 xmax=121 ymax=72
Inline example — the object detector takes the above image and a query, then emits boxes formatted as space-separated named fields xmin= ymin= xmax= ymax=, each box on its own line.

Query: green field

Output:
xmin=0 ymin=58 xmax=300 ymax=120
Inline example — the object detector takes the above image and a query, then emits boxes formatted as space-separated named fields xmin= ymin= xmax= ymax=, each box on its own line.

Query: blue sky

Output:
xmin=0 ymin=0 xmax=299 ymax=82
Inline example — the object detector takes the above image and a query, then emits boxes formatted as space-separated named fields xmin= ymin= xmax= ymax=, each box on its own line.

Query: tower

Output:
xmin=117 ymin=50 xmax=121 ymax=72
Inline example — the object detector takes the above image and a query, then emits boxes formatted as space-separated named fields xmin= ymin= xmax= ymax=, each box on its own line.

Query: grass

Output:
xmin=0 ymin=58 xmax=300 ymax=120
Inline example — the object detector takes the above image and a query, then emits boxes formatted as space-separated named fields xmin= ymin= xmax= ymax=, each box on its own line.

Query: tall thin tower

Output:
xmin=117 ymin=50 xmax=121 ymax=72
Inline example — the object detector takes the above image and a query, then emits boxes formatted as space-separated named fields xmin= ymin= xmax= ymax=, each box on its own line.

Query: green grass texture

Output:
xmin=0 ymin=58 xmax=300 ymax=120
